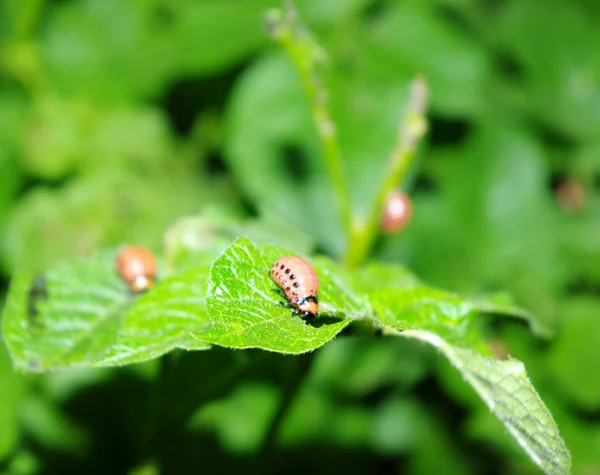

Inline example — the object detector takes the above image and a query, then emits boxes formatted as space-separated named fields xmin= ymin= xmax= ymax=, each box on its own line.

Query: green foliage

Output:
xmin=2 ymin=236 xmax=571 ymax=473
xmin=0 ymin=0 xmax=597 ymax=473
xmin=399 ymin=330 xmax=570 ymax=475
xmin=196 ymin=238 xmax=355 ymax=353
xmin=3 ymin=252 xmax=210 ymax=371
xmin=0 ymin=341 xmax=23 ymax=460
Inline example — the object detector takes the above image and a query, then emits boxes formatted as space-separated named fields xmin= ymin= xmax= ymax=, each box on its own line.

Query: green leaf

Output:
xmin=2 ymin=251 xmax=210 ymax=371
xmin=165 ymin=210 xmax=314 ymax=273
xmin=169 ymin=0 xmax=275 ymax=77
xmin=370 ymin=284 xmax=477 ymax=347
xmin=193 ymin=238 xmax=361 ymax=353
xmin=225 ymin=51 xmax=413 ymax=257
xmin=351 ymin=261 xmax=420 ymax=293
xmin=3 ymin=165 xmax=218 ymax=273
xmin=19 ymin=394 xmax=86 ymax=453
xmin=226 ymin=52 xmax=342 ymax=255
xmin=190 ymin=382 xmax=280 ymax=454
xmin=3 ymin=261 xmax=127 ymax=372
xmin=492 ymin=1 xmax=600 ymax=139
xmin=396 ymin=329 xmax=572 ymax=475
xmin=361 ymin=1 xmax=490 ymax=116
xmin=21 ymin=95 xmax=91 ymax=179
xmin=310 ymin=337 xmax=429 ymax=397
xmin=40 ymin=0 xmax=172 ymax=102
xmin=546 ymin=297 xmax=600 ymax=412
xmin=472 ymin=292 xmax=551 ymax=338
xmin=94 ymin=268 xmax=211 ymax=367
xmin=0 ymin=340 xmax=24 ymax=460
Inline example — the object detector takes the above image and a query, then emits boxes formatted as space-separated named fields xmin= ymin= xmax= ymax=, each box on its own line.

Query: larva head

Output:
xmin=116 ymin=245 xmax=157 ymax=293
xmin=129 ymin=275 xmax=156 ymax=293
xmin=297 ymin=295 xmax=318 ymax=320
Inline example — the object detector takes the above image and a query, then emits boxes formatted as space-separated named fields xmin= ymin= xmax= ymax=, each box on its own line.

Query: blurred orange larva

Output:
xmin=270 ymin=256 xmax=319 ymax=320
xmin=381 ymin=190 xmax=412 ymax=234
xmin=556 ymin=179 xmax=585 ymax=213
xmin=116 ymin=245 xmax=157 ymax=293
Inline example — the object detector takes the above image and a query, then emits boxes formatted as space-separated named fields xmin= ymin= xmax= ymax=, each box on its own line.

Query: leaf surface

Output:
xmin=397 ymin=329 xmax=572 ymax=475
xmin=2 ymin=252 xmax=210 ymax=371
xmin=193 ymin=238 xmax=360 ymax=353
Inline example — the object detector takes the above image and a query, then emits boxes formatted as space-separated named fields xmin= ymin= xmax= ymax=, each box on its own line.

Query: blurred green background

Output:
xmin=1 ymin=0 xmax=599 ymax=473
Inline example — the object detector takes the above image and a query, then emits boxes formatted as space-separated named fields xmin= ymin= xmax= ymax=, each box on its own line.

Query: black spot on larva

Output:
xmin=286 ymin=286 xmax=291 ymax=291
xmin=280 ymin=264 xmax=284 ymax=269
xmin=285 ymin=268 xmax=290 ymax=274
xmin=290 ymin=274 xmax=296 ymax=280
xmin=293 ymin=291 xmax=297 ymax=295
xmin=293 ymin=282 xmax=299 ymax=288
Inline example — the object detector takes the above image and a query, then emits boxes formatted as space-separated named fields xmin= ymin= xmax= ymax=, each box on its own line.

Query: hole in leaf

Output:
xmin=27 ymin=274 xmax=48 ymax=326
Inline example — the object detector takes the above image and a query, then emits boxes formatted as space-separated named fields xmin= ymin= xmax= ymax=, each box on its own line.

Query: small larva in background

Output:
xmin=270 ymin=256 xmax=319 ymax=320
xmin=381 ymin=190 xmax=412 ymax=234
xmin=116 ymin=245 xmax=157 ymax=293
xmin=555 ymin=179 xmax=586 ymax=213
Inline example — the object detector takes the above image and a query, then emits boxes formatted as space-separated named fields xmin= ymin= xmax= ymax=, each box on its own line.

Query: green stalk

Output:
xmin=344 ymin=76 xmax=429 ymax=268
xmin=265 ymin=3 xmax=352 ymax=240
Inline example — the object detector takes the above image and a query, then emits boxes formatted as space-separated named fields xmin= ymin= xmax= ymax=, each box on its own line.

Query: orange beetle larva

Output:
xmin=381 ymin=190 xmax=412 ymax=234
xmin=270 ymin=256 xmax=319 ymax=320
xmin=556 ymin=179 xmax=585 ymax=213
xmin=116 ymin=245 xmax=157 ymax=293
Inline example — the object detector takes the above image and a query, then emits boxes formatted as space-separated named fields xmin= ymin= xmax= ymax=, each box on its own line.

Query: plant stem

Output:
xmin=265 ymin=2 xmax=352 ymax=240
xmin=344 ymin=76 xmax=429 ymax=268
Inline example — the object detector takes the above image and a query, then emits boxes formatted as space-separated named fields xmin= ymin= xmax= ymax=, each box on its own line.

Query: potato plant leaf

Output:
xmin=472 ymin=292 xmax=552 ymax=338
xmin=0 ymin=238 xmax=572 ymax=474
xmin=395 ymin=329 xmax=572 ymax=475
xmin=94 ymin=268 xmax=211 ymax=367
xmin=370 ymin=285 xmax=478 ymax=348
xmin=193 ymin=238 xmax=360 ymax=353
xmin=2 ymin=251 xmax=210 ymax=371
